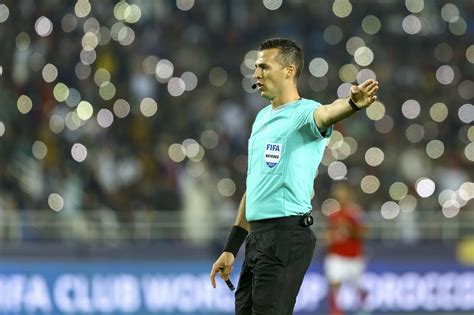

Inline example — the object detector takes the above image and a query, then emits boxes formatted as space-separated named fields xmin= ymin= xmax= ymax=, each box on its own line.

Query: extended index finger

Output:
xmin=210 ymin=266 xmax=218 ymax=288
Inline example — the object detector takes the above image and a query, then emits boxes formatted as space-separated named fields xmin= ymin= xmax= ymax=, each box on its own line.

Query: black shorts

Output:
xmin=235 ymin=216 xmax=317 ymax=315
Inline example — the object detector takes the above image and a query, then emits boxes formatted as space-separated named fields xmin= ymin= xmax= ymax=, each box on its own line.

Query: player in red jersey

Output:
xmin=324 ymin=182 xmax=368 ymax=315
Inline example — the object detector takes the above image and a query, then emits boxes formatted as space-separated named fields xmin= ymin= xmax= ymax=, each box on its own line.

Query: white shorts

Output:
xmin=324 ymin=253 xmax=366 ymax=284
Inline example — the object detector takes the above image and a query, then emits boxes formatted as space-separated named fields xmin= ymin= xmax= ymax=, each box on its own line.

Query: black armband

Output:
xmin=223 ymin=225 xmax=248 ymax=257
xmin=349 ymin=98 xmax=361 ymax=111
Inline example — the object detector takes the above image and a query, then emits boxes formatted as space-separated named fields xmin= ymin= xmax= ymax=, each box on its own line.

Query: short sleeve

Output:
xmin=293 ymin=100 xmax=333 ymax=139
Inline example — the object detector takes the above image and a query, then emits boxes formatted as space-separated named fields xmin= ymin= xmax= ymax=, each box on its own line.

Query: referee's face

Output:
xmin=254 ymin=48 xmax=289 ymax=100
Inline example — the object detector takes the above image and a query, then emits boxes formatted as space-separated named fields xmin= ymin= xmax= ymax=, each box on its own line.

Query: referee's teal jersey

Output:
xmin=246 ymin=98 xmax=332 ymax=221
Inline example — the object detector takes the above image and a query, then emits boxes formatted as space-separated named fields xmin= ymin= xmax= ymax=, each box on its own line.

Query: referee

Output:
xmin=210 ymin=38 xmax=379 ymax=315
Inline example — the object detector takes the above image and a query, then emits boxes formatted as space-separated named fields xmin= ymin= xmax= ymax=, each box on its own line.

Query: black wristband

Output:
xmin=349 ymin=98 xmax=361 ymax=111
xmin=223 ymin=225 xmax=248 ymax=257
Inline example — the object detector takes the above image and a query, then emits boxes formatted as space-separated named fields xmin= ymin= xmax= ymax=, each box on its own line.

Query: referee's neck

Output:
xmin=271 ymin=87 xmax=300 ymax=109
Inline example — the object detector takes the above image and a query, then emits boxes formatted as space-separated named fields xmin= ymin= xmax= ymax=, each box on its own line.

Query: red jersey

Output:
xmin=327 ymin=205 xmax=365 ymax=257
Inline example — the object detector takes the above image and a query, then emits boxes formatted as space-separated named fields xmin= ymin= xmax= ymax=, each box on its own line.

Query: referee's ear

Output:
xmin=285 ymin=64 xmax=296 ymax=81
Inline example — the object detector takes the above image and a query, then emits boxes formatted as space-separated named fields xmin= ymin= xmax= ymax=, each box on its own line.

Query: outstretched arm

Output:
xmin=314 ymin=79 xmax=379 ymax=131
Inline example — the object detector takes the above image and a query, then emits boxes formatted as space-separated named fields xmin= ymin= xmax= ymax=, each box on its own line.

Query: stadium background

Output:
xmin=0 ymin=0 xmax=473 ymax=314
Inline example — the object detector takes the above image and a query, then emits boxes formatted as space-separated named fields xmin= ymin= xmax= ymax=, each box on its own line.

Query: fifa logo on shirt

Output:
xmin=264 ymin=143 xmax=282 ymax=168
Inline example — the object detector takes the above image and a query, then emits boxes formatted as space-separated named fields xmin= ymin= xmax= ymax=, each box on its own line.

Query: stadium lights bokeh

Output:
xmin=0 ymin=0 xmax=472 ymax=223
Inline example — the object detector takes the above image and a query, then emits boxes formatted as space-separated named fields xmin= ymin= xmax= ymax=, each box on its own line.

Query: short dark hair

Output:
xmin=259 ymin=38 xmax=304 ymax=79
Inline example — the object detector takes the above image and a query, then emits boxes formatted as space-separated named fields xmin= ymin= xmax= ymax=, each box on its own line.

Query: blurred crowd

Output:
xmin=0 ymin=0 xmax=472 ymax=243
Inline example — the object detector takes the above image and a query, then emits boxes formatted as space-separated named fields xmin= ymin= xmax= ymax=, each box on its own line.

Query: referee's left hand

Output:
xmin=350 ymin=79 xmax=379 ymax=109
xmin=210 ymin=251 xmax=234 ymax=288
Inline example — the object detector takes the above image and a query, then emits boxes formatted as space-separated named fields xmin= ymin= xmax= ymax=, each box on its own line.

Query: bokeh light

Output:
xmin=217 ymin=178 xmax=236 ymax=197
xmin=16 ymin=32 xmax=30 ymax=51
xmin=365 ymin=147 xmax=384 ymax=167
xmin=0 ymin=4 xmax=9 ymax=23
xmin=80 ymin=49 xmax=97 ymax=65
xmin=209 ymin=67 xmax=227 ymax=87
xmin=357 ymin=69 xmax=376 ymax=84
xmin=401 ymin=99 xmax=421 ymax=119
xmin=168 ymin=77 xmax=186 ymax=96
xmin=97 ymin=109 xmax=114 ymax=128
xmin=181 ymin=72 xmax=198 ymax=91
xmin=71 ymin=143 xmax=88 ymax=162
xmin=176 ymin=0 xmax=195 ymax=11
xmin=42 ymin=63 xmax=58 ymax=83
xmin=82 ymin=32 xmax=98 ymax=51
xmin=381 ymin=201 xmax=400 ymax=220
xmin=99 ymin=82 xmax=116 ymax=100
xmin=448 ymin=17 xmax=467 ymax=36
xmin=168 ymin=143 xmax=186 ymax=163
xmin=49 ymin=115 xmax=65 ymax=134
xmin=32 ymin=141 xmax=48 ymax=160
xmin=76 ymin=101 xmax=93 ymax=120
xmin=430 ymin=103 xmax=448 ymax=122
xmin=327 ymin=161 xmax=347 ymax=180
xmin=321 ymin=198 xmax=341 ymax=216
xmin=336 ymin=83 xmax=352 ymax=98
xmin=200 ymin=130 xmax=219 ymax=149
xmin=309 ymin=58 xmax=329 ymax=77
xmin=465 ymin=143 xmax=474 ymax=162
xmin=366 ymin=101 xmax=385 ymax=121
xmin=124 ymin=4 xmax=142 ymax=23
xmin=324 ymin=25 xmax=343 ymax=45
xmin=436 ymin=65 xmax=455 ymax=84
xmin=405 ymin=0 xmax=424 ymax=13
xmin=61 ymin=14 xmax=77 ymax=32
xmin=53 ymin=83 xmax=70 ymax=102
xmin=332 ymin=0 xmax=352 ymax=18
xmin=155 ymin=59 xmax=174 ymax=81
xmin=113 ymin=99 xmax=131 ymax=118
xmin=458 ymin=80 xmax=474 ymax=100
xmin=458 ymin=104 xmax=473 ymax=124
xmin=94 ymin=68 xmax=111 ymax=87
xmin=399 ymin=194 xmax=417 ymax=212
xmin=65 ymin=89 xmax=81 ymax=108
xmin=75 ymin=0 xmax=91 ymax=18
xmin=48 ymin=193 xmax=64 ymax=212
xmin=402 ymin=15 xmax=421 ymax=35
xmin=467 ymin=45 xmax=474 ymax=63
xmin=65 ymin=112 xmax=82 ymax=131
xmin=35 ymin=16 xmax=53 ymax=37
xmin=339 ymin=64 xmax=358 ymax=82
xmin=442 ymin=200 xmax=460 ymax=218
xmin=140 ymin=98 xmax=158 ymax=117
xmin=426 ymin=140 xmax=444 ymax=159
xmin=361 ymin=175 xmax=380 ymax=194
xmin=361 ymin=15 xmax=381 ymax=34
xmin=374 ymin=115 xmax=394 ymax=134
xmin=143 ymin=55 xmax=158 ymax=75
xmin=389 ymin=182 xmax=408 ymax=201
xmin=416 ymin=177 xmax=436 ymax=198
xmin=262 ymin=0 xmax=282 ymax=11
xmin=354 ymin=47 xmax=374 ymax=66
xmin=17 ymin=95 xmax=33 ymax=114
xmin=346 ymin=37 xmax=365 ymax=56
xmin=75 ymin=62 xmax=91 ymax=79
xmin=406 ymin=124 xmax=424 ymax=143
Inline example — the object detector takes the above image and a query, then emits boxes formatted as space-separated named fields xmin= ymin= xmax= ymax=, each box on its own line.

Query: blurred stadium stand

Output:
xmin=0 ymin=0 xmax=473 ymax=314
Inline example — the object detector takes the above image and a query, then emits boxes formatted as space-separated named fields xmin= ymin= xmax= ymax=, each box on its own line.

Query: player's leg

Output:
xmin=324 ymin=254 xmax=346 ymax=315
xmin=347 ymin=257 xmax=368 ymax=311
